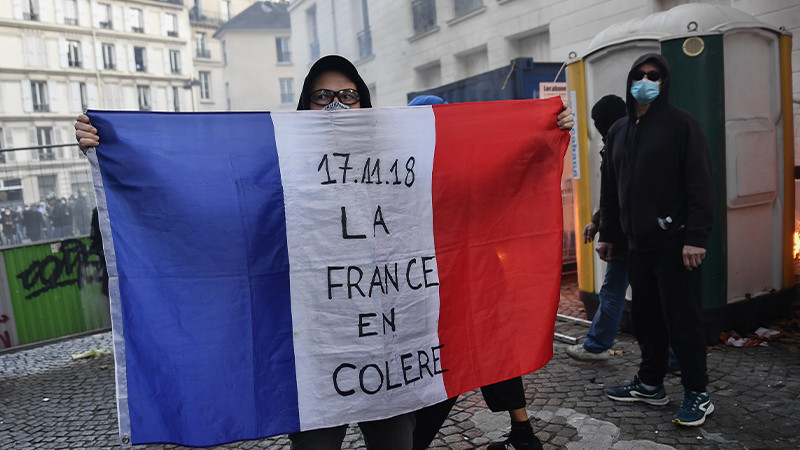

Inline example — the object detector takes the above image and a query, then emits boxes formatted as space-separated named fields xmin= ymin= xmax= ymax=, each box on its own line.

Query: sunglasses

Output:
xmin=309 ymin=89 xmax=360 ymax=106
xmin=632 ymin=70 xmax=662 ymax=82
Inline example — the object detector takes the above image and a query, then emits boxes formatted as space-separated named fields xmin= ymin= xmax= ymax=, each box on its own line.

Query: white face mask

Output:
xmin=323 ymin=101 xmax=351 ymax=111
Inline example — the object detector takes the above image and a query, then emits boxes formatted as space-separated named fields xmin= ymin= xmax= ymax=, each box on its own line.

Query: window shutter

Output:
xmin=48 ymin=81 xmax=59 ymax=113
xmin=21 ymin=80 xmax=32 ymax=113
xmin=70 ymin=82 xmax=81 ymax=112
xmin=112 ymin=5 xmax=122 ymax=31
xmin=58 ymin=38 xmax=68 ymax=68
xmin=54 ymin=128 xmax=63 ymax=148
xmin=147 ymin=48 xmax=155 ymax=73
xmin=127 ymin=45 xmax=135 ymax=72
xmin=166 ymin=85 xmax=174 ymax=112
xmin=152 ymin=87 xmax=163 ymax=111
xmin=81 ymin=40 xmax=92 ymax=70
xmin=94 ymin=41 xmax=103 ymax=69
xmin=12 ymin=0 xmax=23 ymax=20
xmin=77 ymin=0 xmax=88 ymax=27
xmin=163 ymin=48 xmax=170 ymax=74
xmin=87 ymin=82 xmax=98 ymax=109
xmin=39 ymin=0 xmax=51 ymax=22
xmin=161 ymin=12 xmax=168 ymax=36
xmin=143 ymin=10 xmax=151 ymax=34
xmin=91 ymin=0 xmax=100 ymax=27
xmin=54 ymin=0 xmax=64 ymax=24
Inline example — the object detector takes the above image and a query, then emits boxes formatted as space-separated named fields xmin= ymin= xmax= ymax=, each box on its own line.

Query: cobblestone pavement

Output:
xmin=2 ymin=274 xmax=799 ymax=449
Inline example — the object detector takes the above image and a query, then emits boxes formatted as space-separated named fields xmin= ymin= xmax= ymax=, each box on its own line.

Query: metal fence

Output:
xmin=0 ymin=143 xmax=95 ymax=248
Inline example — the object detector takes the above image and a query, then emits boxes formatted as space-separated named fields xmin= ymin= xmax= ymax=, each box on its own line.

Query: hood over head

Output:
xmin=626 ymin=53 xmax=671 ymax=116
xmin=591 ymin=94 xmax=626 ymax=139
xmin=296 ymin=55 xmax=372 ymax=110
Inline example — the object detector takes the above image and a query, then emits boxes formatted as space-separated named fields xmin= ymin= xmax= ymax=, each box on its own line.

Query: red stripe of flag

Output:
xmin=431 ymin=97 xmax=570 ymax=397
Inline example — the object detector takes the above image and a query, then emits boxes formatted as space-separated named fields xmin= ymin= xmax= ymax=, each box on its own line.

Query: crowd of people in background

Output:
xmin=0 ymin=188 xmax=94 ymax=247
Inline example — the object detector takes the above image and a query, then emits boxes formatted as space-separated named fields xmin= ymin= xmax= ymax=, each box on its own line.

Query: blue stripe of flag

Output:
xmin=91 ymin=111 xmax=299 ymax=445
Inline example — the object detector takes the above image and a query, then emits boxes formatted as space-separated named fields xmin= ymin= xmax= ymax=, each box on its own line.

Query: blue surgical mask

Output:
xmin=630 ymin=79 xmax=660 ymax=105
xmin=323 ymin=101 xmax=350 ymax=111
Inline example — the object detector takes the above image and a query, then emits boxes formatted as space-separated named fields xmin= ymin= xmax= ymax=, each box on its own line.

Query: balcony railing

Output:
xmin=131 ymin=26 xmax=144 ymax=34
xmin=64 ymin=18 xmax=78 ymax=26
xmin=33 ymin=103 xmax=50 ymax=113
xmin=196 ymin=48 xmax=211 ymax=58
xmin=189 ymin=8 xmax=227 ymax=26
xmin=99 ymin=21 xmax=112 ymax=29
xmin=167 ymin=30 xmax=179 ymax=37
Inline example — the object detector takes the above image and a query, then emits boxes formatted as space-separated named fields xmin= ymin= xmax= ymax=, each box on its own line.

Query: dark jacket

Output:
xmin=598 ymin=53 xmax=714 ymax=251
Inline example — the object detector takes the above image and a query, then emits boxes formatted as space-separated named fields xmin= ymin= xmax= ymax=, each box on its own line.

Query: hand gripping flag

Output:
xmin=88 ymin=97 xmax=570 ymax=446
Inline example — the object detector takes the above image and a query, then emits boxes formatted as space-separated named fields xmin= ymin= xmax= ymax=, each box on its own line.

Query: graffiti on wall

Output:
xmin=15 ymin=239 xmax=107 ymax=300
xmin=0 ymin=314 xmax=9 ymax=348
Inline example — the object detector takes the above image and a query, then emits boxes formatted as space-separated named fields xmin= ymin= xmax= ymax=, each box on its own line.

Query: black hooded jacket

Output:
xmin=598 ymin=53 xmax=714 ymax=251
xmin=296 ymin=55 xmax=372 ymax=111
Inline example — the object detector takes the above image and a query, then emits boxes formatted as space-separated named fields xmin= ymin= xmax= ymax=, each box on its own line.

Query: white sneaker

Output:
xmin=565 ymin=343 xmax=610 ymax=361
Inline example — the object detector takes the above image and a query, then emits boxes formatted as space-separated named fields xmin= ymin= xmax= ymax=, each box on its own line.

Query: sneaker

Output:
xmin=486 ymin=433 xmax=543 ymax=450
xmin=672 ymin=389 xmax=713 ymax=426
xmin=565 ymin=343 xmax=610 ymax=361
xmin=606 ymin=376 xmax=670 ymax=405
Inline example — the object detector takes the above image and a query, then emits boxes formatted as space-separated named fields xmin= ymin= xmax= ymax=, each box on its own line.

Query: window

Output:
xmin=0 ymin=129 xmax=5 ymax=164
xmin=453 ymin=0 xmax=483 ymax=18
xmin=70 ymin=172 xmax=92 ymax=200
xmin=38 ymin=174 xmax=56 ymax=197
xmin=412 ymin=0 xmax=436 ymax=35
xmin=276 ymin=37 xmax=291 ymax=63
xmin=415 ymin=62 xmax=441 ymax=90
xmin=98 ymin=3 xmax=112 ymax=28
xmin=24 ymin=0 xmax=40 ymax=21
xmin=64 ymin=0 xmax=78 ymax=25
xmin=79 ymin=82 xmax=88 ymax=110
xmin=169 ymin=50 xmax=181 ymax=74
xmin=131 ymin=8 xmax=144 ymax=33
xmin=279 ymin=78 xmax=294 ymax=105
xmin=456 ymin=47 xmax=488 ymax=78
xmin=221 ymin=1 xmax=232 ymax=21
xmin=36 ymin=127 xmax=55 ymax=160
xmin=195 ymin=32 xmax=209 ymax=58
xmin=166 ymin=13 xmax=178 ymax=37
xmin=198 ymin=71 xmax=211 ymax=100
xmin=25 ymin=36 xmax=45 ymax=67
xmin=31 ymin=81 xmax=49 ymax=112
xmin=134 ymin=46 xmax=146 ymax=72
xmin=137 ymin=86 xmax=151 ymax=110
xmin=306 ymin=6 xmax=319 ymax=61
xmin=102 ymin=43 xmax=115 ymax=69
xmin=67 ymin=40 xmax=82 ymax=68
xmin=0 ymin=178 xmax=23 ymax=203
xmin=222 ymin=40 xmax=227 ymax=65
xmin=172 ymin=86 xmax=180 ymax=112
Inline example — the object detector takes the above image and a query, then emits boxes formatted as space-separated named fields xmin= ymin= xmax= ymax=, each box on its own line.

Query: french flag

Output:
xmin=88 ymin=97 xmax=569 ymax=446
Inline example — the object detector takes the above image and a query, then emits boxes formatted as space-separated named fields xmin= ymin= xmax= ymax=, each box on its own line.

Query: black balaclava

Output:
xmin=590 ymin=94 xmax=626 ymax=139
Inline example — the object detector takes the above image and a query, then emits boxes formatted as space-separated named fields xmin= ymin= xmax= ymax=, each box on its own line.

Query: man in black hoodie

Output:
xmin=597 ymin=53 xmax=715 ymax=427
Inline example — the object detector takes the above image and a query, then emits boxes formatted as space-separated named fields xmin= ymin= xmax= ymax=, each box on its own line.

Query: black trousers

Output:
xmin=412 ymin=377 xmax=526 ymax=449
xmin=627 ymin=245 xmax=708 ymax=392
